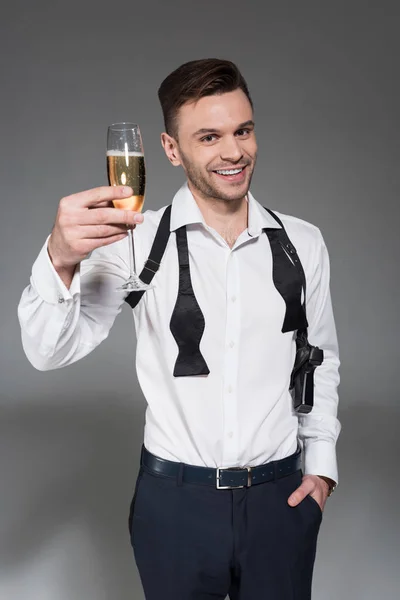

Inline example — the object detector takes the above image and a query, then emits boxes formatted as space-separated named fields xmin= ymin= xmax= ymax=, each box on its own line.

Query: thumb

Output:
xmin=288 ymin=483 xmax=309 ymax=507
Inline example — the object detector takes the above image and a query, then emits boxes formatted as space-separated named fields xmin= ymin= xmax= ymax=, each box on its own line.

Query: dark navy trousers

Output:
xmin=128 ymin=451 xmax=323 ymax=599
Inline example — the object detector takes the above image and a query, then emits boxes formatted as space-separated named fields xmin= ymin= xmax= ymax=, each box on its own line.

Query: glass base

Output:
xmin=117 ymin=276 xmax=153 ymax=292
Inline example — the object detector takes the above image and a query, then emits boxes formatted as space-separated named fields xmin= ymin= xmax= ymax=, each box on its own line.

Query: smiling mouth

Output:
xmin=212 ymin=165 xmax=248 ymax=181
xmin=213 ymin=166 xmax=247 ymax=176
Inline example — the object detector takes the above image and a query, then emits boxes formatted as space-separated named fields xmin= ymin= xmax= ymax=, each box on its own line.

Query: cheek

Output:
xmin=197 ymin=148 xmax=219 ymax=170
xmin=185 ymin=144 xmax=212 ymax=165
xmin=245 ymin=140 xmax=258 ymax=157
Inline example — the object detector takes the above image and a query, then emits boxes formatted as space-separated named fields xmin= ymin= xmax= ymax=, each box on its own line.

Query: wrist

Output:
xmin=48 ymin=238 xmax=78 ymax=269
xmin=317 ymin=475 xmax=337 ymax=497
xmin=47 ymin=240 xmax=71 ymax=270
xmin=47 ymin=244 xmax=77 ymax=290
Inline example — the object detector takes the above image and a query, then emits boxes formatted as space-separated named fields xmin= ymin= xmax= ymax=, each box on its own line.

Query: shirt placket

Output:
xmin=221 ymin=249 xmax=241 ymax=467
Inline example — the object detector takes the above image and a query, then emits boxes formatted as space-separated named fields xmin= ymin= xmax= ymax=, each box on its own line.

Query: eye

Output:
xmin=200 ymin=134 xmax=217 ymax=143
xmin=236 ymin=128 xmax=251 ymax=137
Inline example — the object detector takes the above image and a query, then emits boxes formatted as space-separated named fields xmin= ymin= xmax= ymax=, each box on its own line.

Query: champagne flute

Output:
xmin=107 ymin=122 xmax=151 ymax=292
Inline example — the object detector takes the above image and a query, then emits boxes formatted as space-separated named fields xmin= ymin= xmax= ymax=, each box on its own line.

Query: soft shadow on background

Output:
xmin=1 ymin=1 xmax=399 ymax=598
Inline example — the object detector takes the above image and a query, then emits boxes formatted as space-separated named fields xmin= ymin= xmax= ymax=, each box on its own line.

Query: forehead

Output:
xmin=177 ymin=89 xmax=253 ymax=133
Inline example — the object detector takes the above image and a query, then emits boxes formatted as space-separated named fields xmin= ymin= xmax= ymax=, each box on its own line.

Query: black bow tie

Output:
xmin=169 ymin=226 xmax=210 ymax=377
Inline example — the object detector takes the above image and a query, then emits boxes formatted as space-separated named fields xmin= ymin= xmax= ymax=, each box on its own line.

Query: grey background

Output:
xmin=1 ymin=1 xmax=399 ymax=598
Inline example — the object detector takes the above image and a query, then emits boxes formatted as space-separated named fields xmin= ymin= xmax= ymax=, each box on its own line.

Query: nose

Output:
xmin=220 ymin=135 xmax=243 ymax=163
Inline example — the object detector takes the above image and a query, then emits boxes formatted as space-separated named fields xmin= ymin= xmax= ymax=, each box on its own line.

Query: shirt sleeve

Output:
xmin=17 ymin=235 xmax=130 ymax=371
xmin=297 ymin=228 xmax=341 ymax=485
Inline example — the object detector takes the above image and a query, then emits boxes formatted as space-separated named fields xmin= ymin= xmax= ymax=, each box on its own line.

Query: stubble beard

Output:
xmin=180 ymin=149 xmax=256 ymax=204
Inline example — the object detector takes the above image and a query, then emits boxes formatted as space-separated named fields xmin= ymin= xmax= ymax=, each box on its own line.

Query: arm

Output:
xmin=297 ymin=228 xmax=341 ymax=486
xmin=17 ymin=184 xmax=143 ymax=371
xmin=17 ymin=236 xmax=129 ymax=371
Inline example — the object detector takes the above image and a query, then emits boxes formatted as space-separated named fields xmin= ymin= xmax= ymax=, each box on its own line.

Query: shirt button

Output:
xmin=227 ymin=385 xmax=233 ymax=393
xmin=228 ymin=431 xmax=234 ymax=438
xmin=231 ymin=295 xmax=237 ymax=303
xmin=229 ymin=341 xmax=235 ymax=348
xmin=58 ymin=295 xmax=65 ymax=304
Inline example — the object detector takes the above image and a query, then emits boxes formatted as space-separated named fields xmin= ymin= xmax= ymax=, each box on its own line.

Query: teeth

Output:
xmin=216 ymin=168 xmax=243 ymax=175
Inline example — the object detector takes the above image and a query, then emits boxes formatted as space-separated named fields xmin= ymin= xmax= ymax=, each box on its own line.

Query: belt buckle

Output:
xmin=216 ymin=466 xmax=252 ymax=490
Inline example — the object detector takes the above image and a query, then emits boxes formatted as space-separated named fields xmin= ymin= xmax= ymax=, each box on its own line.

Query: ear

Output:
xmin=161 ymin=132 xmax=182 ymax=166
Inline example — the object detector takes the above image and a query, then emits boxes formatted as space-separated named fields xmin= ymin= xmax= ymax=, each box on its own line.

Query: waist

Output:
xmin=140 ymin=443 xmax=302 ymax=489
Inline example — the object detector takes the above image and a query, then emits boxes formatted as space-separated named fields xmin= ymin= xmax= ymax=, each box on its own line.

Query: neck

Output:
xmin=187 ymin=181 xmax=249 ymax=246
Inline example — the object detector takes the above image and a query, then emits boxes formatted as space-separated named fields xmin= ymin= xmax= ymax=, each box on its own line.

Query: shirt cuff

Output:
xmin=31 ymin=235 xmax=81 ymax=304
xmin=302 ymin=439 xmax=339 ymax=486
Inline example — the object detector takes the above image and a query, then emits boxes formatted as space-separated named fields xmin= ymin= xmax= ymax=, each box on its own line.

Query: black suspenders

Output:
xmin=124 ymin=205 xmax=323 ymax=413
xmin=125 ymin=205 xmax=172 ymax=310
xmin=263 ymin=209 xmax=324 ymax=413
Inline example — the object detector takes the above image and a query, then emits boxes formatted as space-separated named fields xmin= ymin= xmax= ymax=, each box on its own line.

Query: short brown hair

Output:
xmin=158 ymin=58 xmax=253 ymax=138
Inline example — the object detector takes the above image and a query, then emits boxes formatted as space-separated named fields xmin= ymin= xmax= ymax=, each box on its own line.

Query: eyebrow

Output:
xmin=192 ymin=120 xmax=255 ymax=138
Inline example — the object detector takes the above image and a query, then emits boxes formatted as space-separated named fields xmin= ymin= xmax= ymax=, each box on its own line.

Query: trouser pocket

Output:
xmin=128 ymin=466 xmax=144 ymax=535
xmin=305 ymin=490 xmax=323 ymax=519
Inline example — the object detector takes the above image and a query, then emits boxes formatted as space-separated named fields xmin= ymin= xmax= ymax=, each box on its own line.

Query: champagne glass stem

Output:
xmin=128 ymin=228 xmax=137 ymax=278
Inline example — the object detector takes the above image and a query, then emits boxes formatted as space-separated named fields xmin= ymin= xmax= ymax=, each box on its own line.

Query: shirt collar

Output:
xmin=169 ymin=182 xmax=206 ymax=231
xmin=247 ymin=190 xmax=282 ymax=235
xmin=169 ymin=181 xmax=281 ymax=233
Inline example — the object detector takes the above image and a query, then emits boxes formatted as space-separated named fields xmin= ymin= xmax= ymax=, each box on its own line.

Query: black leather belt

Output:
xmin=141 ymin=444 xmax=302 ymax=489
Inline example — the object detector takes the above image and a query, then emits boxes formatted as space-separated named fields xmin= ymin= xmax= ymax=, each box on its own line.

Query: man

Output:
xmin=18 ymin=58 xmax=341 ymax=599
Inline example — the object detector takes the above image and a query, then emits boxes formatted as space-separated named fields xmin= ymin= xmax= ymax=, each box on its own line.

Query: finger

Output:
xmin=97 ymin=232 xmax=130 ymax=247
xmin=82 ymin=232 xmax=129 ymax=255
xmin=64 ymin=186 xmax=133 ymax=208
xmin=78 ymin=224 xmax=135 ymax=238
xmin=79 ymin=207 xmax=144 ymax=226
xmin=288 ymin=481 xmax=314 ymax=507
xmin=88 ymin=199 xmax=113 ymax=209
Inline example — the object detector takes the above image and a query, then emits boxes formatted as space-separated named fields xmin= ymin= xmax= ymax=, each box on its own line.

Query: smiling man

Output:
xmin=18 ymin=58 xmax=341 ymax=599
xmin=160 ymin=86 xmax=256 ymax=249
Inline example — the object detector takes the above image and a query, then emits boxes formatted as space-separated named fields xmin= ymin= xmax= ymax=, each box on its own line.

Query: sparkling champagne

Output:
xmin=107 ymin=151 xmax=145 ymax=211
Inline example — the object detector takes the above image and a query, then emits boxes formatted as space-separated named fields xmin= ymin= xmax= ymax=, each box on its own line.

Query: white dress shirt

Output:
xmin=18 ymin=183 xmax=341 ymax=483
